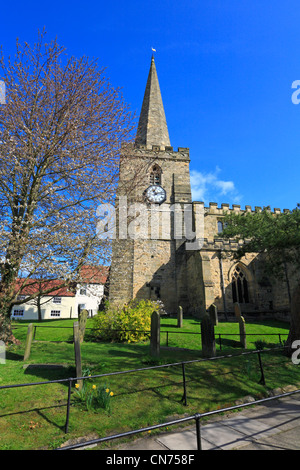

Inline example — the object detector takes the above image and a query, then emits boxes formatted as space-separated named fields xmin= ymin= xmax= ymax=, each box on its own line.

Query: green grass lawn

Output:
xmin=0 ymin=316 xmax=299 ymax=450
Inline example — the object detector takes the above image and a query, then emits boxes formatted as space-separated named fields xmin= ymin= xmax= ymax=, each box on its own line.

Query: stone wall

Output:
xmin=109 ymin=144 xmax=192 ymax=312
xmin=110 ymin=147 xmax=297 ymax=318
xmin=184 ymin=202 xmax=298 ymax=317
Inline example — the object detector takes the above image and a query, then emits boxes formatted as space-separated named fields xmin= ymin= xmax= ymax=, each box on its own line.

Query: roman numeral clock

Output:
xmin=144 ymin=184 xmax=166 ymax=204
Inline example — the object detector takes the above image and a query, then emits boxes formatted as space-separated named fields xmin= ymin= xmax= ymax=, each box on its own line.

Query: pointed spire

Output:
xmin=135 ymin=56 xmax=171 ymax=148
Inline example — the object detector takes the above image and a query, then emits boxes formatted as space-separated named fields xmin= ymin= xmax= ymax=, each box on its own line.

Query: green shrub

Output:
xmin=254 ymin=339 xmax=268 ymax=350
xmin=92 ymin=299 xmax=164 ymax=343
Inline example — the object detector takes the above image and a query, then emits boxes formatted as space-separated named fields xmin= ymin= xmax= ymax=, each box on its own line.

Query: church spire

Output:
xmin=135 ymin=55 xmax=171 ymax=148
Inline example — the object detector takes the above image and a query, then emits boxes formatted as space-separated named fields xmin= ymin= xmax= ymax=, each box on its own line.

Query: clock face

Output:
xmin=145 ymin=185 xmax=166 ymax=204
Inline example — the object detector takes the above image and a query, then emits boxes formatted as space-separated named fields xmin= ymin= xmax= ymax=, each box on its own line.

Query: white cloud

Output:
xmin=190 ymin=167 xmax=242 ymax=205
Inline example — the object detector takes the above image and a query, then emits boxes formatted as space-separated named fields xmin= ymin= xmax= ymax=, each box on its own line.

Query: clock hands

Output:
xmin=145 ymin=185 xmax=166 ymax=204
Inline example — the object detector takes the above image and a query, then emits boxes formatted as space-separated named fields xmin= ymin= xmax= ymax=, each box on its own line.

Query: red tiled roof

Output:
xmin=14 ymin=265 xmax=109 ymax=298
xmin=16 ymin=279 xmax=75 ymax=297
xmin=79 ymin=265 xmax=109 ymax=284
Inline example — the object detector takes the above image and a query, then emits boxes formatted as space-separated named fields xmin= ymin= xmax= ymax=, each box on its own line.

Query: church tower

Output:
xmin=108 ymin=56 xmax=192 ymax=313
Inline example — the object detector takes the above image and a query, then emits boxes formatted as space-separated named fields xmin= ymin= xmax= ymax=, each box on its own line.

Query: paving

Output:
xmin=117 ymin=392 xmax=300 ymax=451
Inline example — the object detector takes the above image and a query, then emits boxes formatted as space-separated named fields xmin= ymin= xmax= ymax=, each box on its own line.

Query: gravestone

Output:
xmin=177 ymin=306 xmax=183 ymax=328
xmin=208 ymin=304 xmax=218 ymax=326
xmin=150 ymin=311 xmax=160 ymax=358
xmin=0 ymin=340 xmax=5 ymax=364
xmin=201 ymin=314 xmax=216 ymax=358
xmin=234 ymin=302 xmax=242 ymax=321
xmin=239 ymin=315 xmax=247 ymax=348
xmin=78 ymin=309 xmax=89 ymax=343
xmin=73 ymin=321 xmax=83 ymax=390
xmin=23 ymin=323 xmax=34 ymax=361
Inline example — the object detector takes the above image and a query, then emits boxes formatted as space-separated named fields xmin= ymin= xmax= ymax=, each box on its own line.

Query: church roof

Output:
xmin=135 ymin=55 xmax=170 ymax=148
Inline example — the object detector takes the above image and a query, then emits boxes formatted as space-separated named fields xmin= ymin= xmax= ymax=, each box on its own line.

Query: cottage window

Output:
xmin=53 ymin=297 xmax=61 ymax=304
xmin=50 ymin=310 xmax=61 ymax=317
xmin=13 ymin=309 xmax=24 ymax=317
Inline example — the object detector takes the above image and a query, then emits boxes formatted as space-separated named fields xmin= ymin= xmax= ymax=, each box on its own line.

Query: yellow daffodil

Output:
xmin=75 ymin=383 xmax=79 ymax=389
xmin=105 ymin=388 xmax=110 ymax=393
xmin=92 ymin=385 xmax=96 ymax=390
xmin=110 ymin=391 xmax=114 ymax=396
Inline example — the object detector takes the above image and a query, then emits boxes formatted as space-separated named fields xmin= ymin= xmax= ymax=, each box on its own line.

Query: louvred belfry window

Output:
xmin=149 ymin=164 xmax=162 ymax=185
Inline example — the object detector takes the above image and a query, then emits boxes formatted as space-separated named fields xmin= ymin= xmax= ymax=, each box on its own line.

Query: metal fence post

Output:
xmin=181 ymin=363 xmax=187 ymax=406
xmin=257 ymin=351 xmax=266 ymax=385
xmin=65 ymin=379 xmax=72 ymax=433
xmin=195 ymin=413 xmax=202 ymax=450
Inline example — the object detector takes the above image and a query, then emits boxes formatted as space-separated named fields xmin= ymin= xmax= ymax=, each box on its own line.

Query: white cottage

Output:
xmin=11 ymin=266 xmax=108 ymax=321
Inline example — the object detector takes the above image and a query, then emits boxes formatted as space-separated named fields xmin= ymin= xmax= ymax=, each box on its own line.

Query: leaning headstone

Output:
xmin=78 ymin=309 xmax=89 ymax=343
xmin=208 ymin=304 xmax=218 ymax=326
xmin=234 ymin=302 xmax=242 ymax=321
xmin=177 ymin=306 xmax=183 ymax=328
xmin=23 ymin=323 xmax=34 ymax=361
xmin=150 ymin=311 xmax=160 ymax=358
xmin=201 ymin=314 xmax=216 ymax=358
xmin=239 ymin=315 xmax=247 ymax=349
xmin=73 ymin=321 xmax=83 ymax=390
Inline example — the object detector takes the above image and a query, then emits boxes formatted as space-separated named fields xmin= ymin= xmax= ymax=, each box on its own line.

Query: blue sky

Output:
xmin=1 ymin=0 xmax=300 ymax=210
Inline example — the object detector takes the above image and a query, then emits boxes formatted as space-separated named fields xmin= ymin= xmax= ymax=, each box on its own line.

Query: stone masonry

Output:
xmin=109 ymin=56 xmax=297 ymax=319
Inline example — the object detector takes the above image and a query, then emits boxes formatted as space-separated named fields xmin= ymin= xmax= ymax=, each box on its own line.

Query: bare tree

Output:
xmin=0 ymin=32 xmax=134 ymax=343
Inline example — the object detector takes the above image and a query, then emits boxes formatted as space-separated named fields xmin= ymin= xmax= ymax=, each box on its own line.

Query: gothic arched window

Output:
xmin=231 ymin=266 xmax=250 ymax=304
xmin=149 ymin=164 xmax=162 ymax=185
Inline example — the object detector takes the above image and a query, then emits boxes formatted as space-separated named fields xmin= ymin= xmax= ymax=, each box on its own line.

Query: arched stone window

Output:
xmin=149 ymin=164 xmax=162 ymax=185
xmin=231 ymin=265 xmax=250 ymax=304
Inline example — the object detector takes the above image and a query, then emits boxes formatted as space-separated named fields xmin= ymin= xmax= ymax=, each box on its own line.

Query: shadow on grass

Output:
xmin=161 ymin=323 xmax=180 ymax=329
xmin=6 ymin=351 xmax=24 ymax=361
xmin=0 ymin=403 xmax=68 ymax=432
xmin=216 ymin=338 xmax=242 ymax=349
xmin=23 ymin=364 xmax=76 ymax=385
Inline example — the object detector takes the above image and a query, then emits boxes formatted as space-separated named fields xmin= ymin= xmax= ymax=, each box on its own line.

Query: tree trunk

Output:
xmin=37 ymin=295 xmax=42 ymax=322
xmin=285 ymin=283 xmax=300 ymax=356
xmin=0 ymin=299 xmax=19 ymax=344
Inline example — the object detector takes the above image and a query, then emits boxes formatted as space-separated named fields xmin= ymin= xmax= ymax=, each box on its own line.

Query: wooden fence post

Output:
xmin=23 ymin=323 xmax=34 ymax=361
xmin=79 ymin=309 xmax=89 ymax=343
xmin=73 ymin=321 xmax=83 ymax=390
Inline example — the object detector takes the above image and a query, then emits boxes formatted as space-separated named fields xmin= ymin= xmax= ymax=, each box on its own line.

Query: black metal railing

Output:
xmin=12 ymin=323 xmax=288 ymax=349
xmin=0 ymin=345 xmax=289 ymax=436
xmin=56 ymin=387 xmax=300 ymax=450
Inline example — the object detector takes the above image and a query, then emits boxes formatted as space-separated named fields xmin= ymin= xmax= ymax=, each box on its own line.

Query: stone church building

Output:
xmin=109 ymin=56 xmax=295 ymax=318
